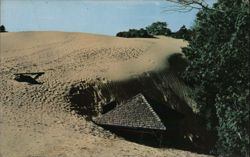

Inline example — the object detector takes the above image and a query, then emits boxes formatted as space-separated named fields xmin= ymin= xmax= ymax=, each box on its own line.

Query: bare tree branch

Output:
xmin=164 ymin=0 xmax=224 ymax=13
xmin=161 ymin=5 xmax=195 ymax=13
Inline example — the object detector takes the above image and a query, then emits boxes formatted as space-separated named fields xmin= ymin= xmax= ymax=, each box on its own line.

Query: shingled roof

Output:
xmin=94 ymin=93 xmax=167 ymax=131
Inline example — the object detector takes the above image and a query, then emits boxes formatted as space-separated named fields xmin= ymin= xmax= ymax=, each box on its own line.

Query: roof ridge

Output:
xmin=140 ymin=94 xmax=163 ymax=123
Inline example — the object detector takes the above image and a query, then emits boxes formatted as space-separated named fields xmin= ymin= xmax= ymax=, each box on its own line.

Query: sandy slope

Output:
xmin=0 ymin=32 xmax=212 ymax=157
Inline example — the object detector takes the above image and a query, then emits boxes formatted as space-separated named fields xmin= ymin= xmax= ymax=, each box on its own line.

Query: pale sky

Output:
xmin=0 ymin=0 xmax=216 ymax=35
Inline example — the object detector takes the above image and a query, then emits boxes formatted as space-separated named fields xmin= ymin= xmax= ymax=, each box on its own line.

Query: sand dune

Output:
xmin=0 ymin=32 xmax=212 ymax=157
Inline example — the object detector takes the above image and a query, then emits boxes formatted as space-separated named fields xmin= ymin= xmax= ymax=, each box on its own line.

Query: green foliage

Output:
xmin=116 ymin=28 xmax=153 ymax=38
xmin=182 ymin=0 xmax=250 ymax=156
xmin=146 ymin=21 xmax=171 ymax=36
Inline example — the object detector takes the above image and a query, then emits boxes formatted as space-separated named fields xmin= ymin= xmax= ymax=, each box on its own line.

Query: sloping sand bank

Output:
xmin=0 ymin=32 xmax=213 ymax=157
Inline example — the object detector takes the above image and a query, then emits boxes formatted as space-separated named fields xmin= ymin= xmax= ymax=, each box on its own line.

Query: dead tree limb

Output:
xmin=164 ymin=0 xmax=224 ymax=13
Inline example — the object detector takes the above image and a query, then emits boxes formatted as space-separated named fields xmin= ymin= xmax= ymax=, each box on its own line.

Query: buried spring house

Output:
xmin=93 ymin=93 xmax=184 ymax=146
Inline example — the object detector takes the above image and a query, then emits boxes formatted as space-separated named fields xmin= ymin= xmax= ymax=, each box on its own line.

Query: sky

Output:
xmin=0 ymin=0 xmax=215 ymax=36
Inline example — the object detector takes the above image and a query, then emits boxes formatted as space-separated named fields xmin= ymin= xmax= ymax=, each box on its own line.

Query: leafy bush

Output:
xmin=116 ymin=28 xmax=153 ymax=38
xmin=182 ymin=0 xmax=250 ymax=156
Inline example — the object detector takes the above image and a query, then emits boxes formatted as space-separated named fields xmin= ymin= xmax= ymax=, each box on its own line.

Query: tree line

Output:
xmin=116 ymin=22 xmax=192 ymax=40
